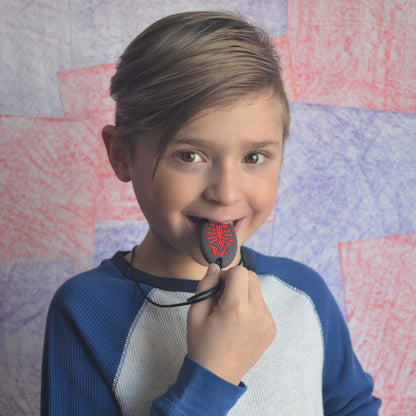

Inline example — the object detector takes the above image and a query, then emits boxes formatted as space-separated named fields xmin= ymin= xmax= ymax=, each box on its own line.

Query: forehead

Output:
xmin=172 ymin=92 xmax=284 ymax=144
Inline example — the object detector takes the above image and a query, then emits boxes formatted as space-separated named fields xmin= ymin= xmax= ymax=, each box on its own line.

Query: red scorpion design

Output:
xmin=204 ymin=222 xmax=235 ymax=257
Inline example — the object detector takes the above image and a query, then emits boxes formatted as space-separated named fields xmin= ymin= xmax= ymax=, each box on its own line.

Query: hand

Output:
xmin=187 ymin=263 xmax=276 ymax=385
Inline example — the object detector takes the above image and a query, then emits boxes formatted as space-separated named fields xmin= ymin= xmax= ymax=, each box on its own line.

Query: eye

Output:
xmin=243 ymin=152 xmax=266 ymax=164
xmin=178 ymin=151 xmax=203 ymax=163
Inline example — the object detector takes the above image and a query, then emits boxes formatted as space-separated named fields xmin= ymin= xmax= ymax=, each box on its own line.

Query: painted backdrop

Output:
xmin=1 ymin=0 xmax=415 ymax=415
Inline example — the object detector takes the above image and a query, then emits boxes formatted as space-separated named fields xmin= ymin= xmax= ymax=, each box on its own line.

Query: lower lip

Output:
xmin=233 ymin=218 xmax=242 ymax=234
xmin=187 ymin=217 xmax=202 ymax=235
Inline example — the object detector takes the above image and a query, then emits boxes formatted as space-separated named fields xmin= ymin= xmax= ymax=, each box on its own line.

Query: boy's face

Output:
xmin=127 ymin=92 xmax=284 ymax=278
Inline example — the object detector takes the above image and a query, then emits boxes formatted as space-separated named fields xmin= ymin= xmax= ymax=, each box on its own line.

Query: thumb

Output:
xmin=189 ymin=263 xmax=221 ymax=317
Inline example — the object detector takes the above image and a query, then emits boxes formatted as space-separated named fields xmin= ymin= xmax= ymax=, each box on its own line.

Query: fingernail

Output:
xmin=207 ymin=263 xmax=220 ymax=275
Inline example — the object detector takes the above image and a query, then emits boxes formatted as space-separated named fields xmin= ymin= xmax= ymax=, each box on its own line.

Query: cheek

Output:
xmin=252 ymin=173 xmax=279 ymax=210
xmin=152 ymin=171 xmax=200 ymax=209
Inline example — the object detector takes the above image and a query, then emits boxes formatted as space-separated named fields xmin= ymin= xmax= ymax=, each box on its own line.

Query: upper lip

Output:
xmin=188 ymin=215 xmax=239 ymax=225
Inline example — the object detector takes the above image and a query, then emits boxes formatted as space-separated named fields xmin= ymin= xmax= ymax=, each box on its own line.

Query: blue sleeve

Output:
xmin=151 ymin=355 xmax=246 ymax=415
xmin=304 ymin=269 xmax=382 ymax=415
xmin=41 ymin=278 xmax=122 ymax=415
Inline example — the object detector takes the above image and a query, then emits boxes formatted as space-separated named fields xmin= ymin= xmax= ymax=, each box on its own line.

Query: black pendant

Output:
xmin=199 ymin=221 xmax=238 ymax=268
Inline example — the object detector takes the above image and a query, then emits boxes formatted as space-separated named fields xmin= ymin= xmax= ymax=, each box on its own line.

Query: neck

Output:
xmin=129 ymin=233 xmax=208 ymax=280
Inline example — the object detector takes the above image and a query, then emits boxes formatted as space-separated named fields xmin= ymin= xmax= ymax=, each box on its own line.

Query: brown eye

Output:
xmin=179 ymin=151 xmax=203 ymax=163
xmin=243 ymin=152 xmax=265 ymax=164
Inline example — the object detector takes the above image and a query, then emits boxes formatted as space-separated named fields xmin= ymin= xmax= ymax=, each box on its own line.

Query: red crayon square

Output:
xmin=288 ymin=0 xmax=416 ymax=113
xmin=57 ymin=62 xmax=116 ymax=119
xmin=339 ymin=233 xmax=416 ymax=414
xmin=0 ymin=115 xmax=98 ymax=273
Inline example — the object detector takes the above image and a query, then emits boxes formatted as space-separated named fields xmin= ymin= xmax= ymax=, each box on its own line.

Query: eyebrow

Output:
xmin=171 ymin=137 xmax=281 ymax=149
xmin=244 ymin=140 xmax=282 ymax=149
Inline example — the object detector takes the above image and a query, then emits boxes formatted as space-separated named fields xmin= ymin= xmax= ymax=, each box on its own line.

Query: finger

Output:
xmin=218 ymin=266 xmax=250 ymax=307
xmin=196 ymin=263 xmax=221 ymax=294
xmin=247 ymin=271 xmax=263 ymax=304
xmin=189 ymin=263 xmax=221 ymax=317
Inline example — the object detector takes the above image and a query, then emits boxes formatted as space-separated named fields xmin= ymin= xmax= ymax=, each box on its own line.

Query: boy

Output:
xmin=41 ymin=11 xmax=381 ymax=415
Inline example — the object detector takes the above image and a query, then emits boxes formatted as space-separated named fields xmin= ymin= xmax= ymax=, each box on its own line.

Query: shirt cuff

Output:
xmin=162 ymin=355 xmax=246 ymax=415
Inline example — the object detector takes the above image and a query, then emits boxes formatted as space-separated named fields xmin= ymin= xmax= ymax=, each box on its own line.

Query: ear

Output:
xmin=102 ymin=125 xmax=131 ymax=182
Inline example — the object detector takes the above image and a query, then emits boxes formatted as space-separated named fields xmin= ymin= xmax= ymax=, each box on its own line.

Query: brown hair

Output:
xmin=110 ymin=11 xmax=290 ymax=166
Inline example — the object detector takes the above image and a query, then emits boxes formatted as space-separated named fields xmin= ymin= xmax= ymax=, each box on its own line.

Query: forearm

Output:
xmin=151 ymin=355 xmax=245 ymax=416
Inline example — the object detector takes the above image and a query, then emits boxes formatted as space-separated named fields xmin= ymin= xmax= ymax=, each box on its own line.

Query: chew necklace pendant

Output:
xmin=199 ymin=220 xmax=238 ymax=268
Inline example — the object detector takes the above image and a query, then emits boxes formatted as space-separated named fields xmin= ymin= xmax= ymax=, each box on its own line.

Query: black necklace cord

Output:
xmin=127 ymin=246 xmax=225 ymax=308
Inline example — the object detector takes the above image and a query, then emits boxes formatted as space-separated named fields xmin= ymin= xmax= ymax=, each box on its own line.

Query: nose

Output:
xmin=203 ymin=163 xmax=242 ymax=206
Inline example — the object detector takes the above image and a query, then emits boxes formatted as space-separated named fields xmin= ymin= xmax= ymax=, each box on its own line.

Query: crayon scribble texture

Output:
xmin=288 ymin=0 xmax=416 ymax=113
xmin=0 ymin=260 xmax=73 ymax=415
xmin=0 ymin=116 xmax=98 ymax=273
xmin=0 ymin=1 xmax=71 ymax=118
xmin=270 ymin=103 xmax=416 ymax=313
xmin=68 ymin=0 xmax=286 ymax=68
xmin=1 ymin=0 xmax=415 ymax=415
xmin=339 ymin=233 xmax=416 ymax=415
